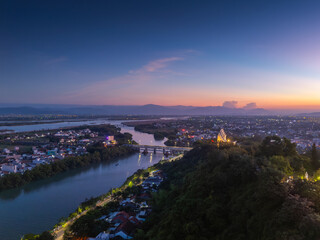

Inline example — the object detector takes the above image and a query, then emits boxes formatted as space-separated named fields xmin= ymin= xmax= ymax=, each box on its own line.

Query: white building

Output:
xmin=1 ymin=164 xmax=18 ymax=173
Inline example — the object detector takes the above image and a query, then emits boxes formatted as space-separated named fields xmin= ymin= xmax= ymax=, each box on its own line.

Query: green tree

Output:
xmin=312 ymin=143 xmax=319 ymax=170
xmin=260 ymin=136 xmax=284 ymax=157
xmin=269 ymin=156 xmax=293 ymax=175
xmin=23 ymin=234 xmax=39 ymax=240
xmin=38 ymin=231 xmax=54 ymax=240
xmin=259 ymin=136 xmax=296 ymax=157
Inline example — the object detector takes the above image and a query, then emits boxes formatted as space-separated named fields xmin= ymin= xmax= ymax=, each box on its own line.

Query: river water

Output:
xmin=0 ymin=120 xmax=167 ymax=240
xmin=0 ymin=119 xmax=119 ymax=134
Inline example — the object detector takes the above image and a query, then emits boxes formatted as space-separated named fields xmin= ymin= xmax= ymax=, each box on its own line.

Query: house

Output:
xmin=88 ymin=231 xmax=110 ymax=240
xmin=114 ymin=220 xmax=136 ymax=239
xmin=137 ymin=210 xmax=147 ymax=218
xmin=138 ymin=193 xmax=151 ymax=200
xmin=128 ymin=216 xmax=140 ymax=225
xmin=1 ymin=164 xmax=17 ymax=173
xmin=105 ymin=212 xmax=119 ymax=223
xmin=142 ymin=177 xmax=163 ymax=188
xmin=3 ymin=148 xmax=10 ymax=154
xmin=112 ymin=211 xmax=130 ymax=224
xmin=96 ymin=215 xmax=107 ymax=221
xmin=121 ymin=202 xmax=138 ymax=210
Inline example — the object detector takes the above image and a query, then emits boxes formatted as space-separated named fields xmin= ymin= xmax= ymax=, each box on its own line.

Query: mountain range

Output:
xmin=0 ymin=104 xmax=270 ymax=116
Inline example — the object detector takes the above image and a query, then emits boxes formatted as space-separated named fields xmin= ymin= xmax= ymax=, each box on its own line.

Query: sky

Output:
xmin=1 ymin=0 xmax=320 ymax=111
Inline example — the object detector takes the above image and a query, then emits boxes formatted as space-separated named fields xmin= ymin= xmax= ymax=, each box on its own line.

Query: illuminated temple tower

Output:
xmin=217 ymin=129 xmax=227 ymax=143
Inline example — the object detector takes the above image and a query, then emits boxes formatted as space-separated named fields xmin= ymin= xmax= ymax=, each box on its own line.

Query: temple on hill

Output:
xmin=217 ymin=129 xmax=227 ymax=143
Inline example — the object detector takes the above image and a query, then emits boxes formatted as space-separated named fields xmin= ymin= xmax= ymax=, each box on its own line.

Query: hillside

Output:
xmin=135 ymin=140 xmax=320 ymax=240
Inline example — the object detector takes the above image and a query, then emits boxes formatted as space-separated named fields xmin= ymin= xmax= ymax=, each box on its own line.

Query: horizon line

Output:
xmin=0 ymin=103 xmax=320 ymax=112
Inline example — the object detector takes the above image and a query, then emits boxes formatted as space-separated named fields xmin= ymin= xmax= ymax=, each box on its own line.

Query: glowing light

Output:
xmin=128 ymin=181 xmax=133 ymax=188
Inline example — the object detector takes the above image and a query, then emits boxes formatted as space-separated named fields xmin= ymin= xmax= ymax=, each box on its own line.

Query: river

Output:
xmin=0 ymin=119 xmax=120 ymax=134
xmin=0 ymin=120 xmax=167 ymax=240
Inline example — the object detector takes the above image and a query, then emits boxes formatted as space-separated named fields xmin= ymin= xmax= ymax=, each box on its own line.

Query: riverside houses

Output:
xmin=0 ymin=128 xmax=99 ymax=177
xmin=88 ymin=170 xmax=165 ymax=240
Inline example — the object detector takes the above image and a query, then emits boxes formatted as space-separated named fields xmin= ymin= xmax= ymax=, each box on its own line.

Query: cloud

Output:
xmin=129 ymin=57 xmax=183 ymax=74
xmin=222 ymin=101 xmax=238 ymax=108
xmin=61 ymin=56 xmax=184 ymax=103
xmin=45 ymin=56 xmax=68 ymax=65
xmin=243 ymin=102 xmax=257 ymax=109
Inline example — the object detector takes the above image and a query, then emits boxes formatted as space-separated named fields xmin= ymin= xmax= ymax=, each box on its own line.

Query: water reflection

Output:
xmin=138 ymin=153 xmax=141 ymax=166
xmin=0 ymin=159 xmax=119 ymax=201
xmin=0 ymin=120 xmax=168 ymax=240
xmin=0 ymin=153 xmax=164 ymax=240
xmin=0 ymin=119 xmax=168 ymax=146
xmin=0 ymin=188 xmax=21 ymax=200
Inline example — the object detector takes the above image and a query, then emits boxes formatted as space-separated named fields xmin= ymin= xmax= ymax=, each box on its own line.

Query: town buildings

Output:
xmin=0 ymin=128 xmax=110 ymax=177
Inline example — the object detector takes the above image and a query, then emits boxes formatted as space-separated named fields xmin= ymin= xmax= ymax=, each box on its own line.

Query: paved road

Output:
xmin=53 ymin=196 xmax=112 ymax=240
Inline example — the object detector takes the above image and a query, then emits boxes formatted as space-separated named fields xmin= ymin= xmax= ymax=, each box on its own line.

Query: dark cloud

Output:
xmin=222 ymin=101 xmax=238 ymax=108
xmin=243 ymin=102 xmax=257 ymax=109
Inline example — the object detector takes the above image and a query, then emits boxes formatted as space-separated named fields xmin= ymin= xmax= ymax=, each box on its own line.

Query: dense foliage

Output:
xmin=135 ymin=137 xmax=320 ymax=240
xmin=23 ymin=231 xmax=54 ymax=240
xmin=67 ymin=201 xmax=120 ymax=238
xmin=0 ymin=145 xmax=135 ymax=191
xmin=71 ymin=124 xmax=135 ymax=145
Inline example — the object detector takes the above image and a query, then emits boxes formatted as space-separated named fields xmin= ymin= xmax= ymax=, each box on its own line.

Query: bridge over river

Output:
xmin=126 ymin=144 xmax=192 ymax=154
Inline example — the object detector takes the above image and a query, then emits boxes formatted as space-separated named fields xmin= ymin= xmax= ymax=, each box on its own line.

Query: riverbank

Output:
xmin=0 ymin=152 xmax=165 ymax=240
xmin=0 ymin=145 xmax=136 ymax=191
xmin=123 ymin=120 xmax=177 ymax=143
xmin=0 ymin=129 xmax=14 ymax=133
xmin=0 ymin=118 xmax=117 ymax=134
xmin=0 ymin=120 xmax=169 ymax=240
xmin=0 ymin=123 xmax=135 ymax=191
xmin=0 ymin=121 xmax=68 ymax=127
xmin=23 ymin=153 xmax=183 ymax=240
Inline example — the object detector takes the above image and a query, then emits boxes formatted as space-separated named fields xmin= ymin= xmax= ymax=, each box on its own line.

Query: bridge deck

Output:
xmin=126 ymin=144 xmax=192 ymax=151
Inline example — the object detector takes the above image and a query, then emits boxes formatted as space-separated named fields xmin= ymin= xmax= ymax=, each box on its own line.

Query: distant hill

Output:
xmin=0 ymin=106 xmax=62 ymax=115
xmin=0 ymin=104 xmax=270 ymax=116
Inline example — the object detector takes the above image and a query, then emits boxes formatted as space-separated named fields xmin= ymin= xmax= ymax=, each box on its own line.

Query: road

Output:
xmin=53 ymin=196 xmax=112 ymax=240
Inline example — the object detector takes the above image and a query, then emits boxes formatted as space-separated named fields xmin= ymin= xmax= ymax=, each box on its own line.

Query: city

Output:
xmin=125 ymin=116 xmax=320 ymax=152
xmin=2 ymin=0 xmax=320 ymax=240
xmin=3 ymin=115 xmax=320 ymax=179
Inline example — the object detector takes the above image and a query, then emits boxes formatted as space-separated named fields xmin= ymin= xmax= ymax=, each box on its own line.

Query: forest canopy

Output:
xmin=135 ymin=137 xmax=320 ymax=240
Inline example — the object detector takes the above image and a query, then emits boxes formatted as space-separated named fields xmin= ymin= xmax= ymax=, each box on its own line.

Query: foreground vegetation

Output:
xmin=135 ymin=136 xmax=320 ymax=240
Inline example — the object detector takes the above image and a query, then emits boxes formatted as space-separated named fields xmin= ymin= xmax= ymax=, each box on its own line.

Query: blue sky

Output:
xmin=1 ymin=0 xmax=320 ymax=109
